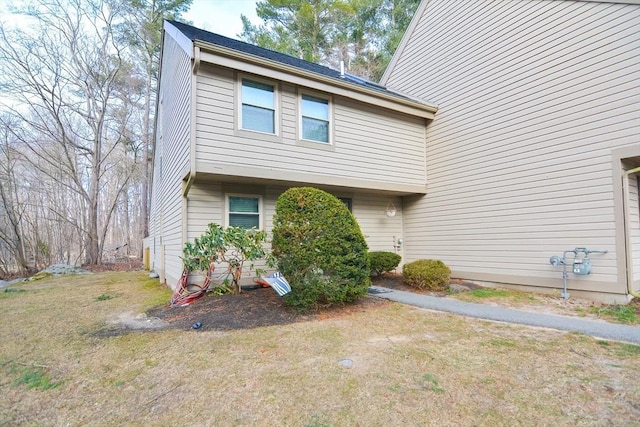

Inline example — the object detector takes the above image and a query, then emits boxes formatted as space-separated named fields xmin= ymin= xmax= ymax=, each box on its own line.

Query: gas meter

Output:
xmin=572 ymin=247 xmax=593 ymax=275
xmin=549 ymin=247 xmax=607 ymax=299
xmin=572 ymin=257 xmax=592 ymax=275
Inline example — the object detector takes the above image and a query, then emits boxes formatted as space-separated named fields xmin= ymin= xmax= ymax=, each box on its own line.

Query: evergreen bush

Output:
xmin=271 ymin=187 xmax=370 ymax=311
xmin=402 ymin=259 xmax=451 ymax=291
xmin=369 ymin=251 xmax=401 ymax=276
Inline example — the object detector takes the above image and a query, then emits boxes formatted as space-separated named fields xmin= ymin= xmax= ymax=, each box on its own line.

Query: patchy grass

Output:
xmin=452 ymin=287 xmax=537 ymax=305
xmin=0 ymin=271 xmax=639 ymax=425
xmin=95 ymin=293 xmax=121 ymax=301
xmin=591 ymin=304 xmax=639 ymax=325
xmin=9 ymin=364 xmax=62 ymax=391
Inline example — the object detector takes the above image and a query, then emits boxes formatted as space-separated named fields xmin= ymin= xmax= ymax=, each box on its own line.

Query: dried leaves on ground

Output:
xmin=2 ymin=270 xmax=639 ymax=426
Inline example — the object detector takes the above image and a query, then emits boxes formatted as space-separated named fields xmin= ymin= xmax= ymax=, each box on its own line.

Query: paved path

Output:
xmin=368 ymin=286 xmax=640 ymax=344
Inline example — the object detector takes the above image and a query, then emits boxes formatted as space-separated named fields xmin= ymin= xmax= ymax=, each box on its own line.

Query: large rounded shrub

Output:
xmin=402 ymin=259 xmax=451 ymax=291
xmin=369 ymin=251 xmax=402 ymax=277
xmin=271 ymin=187 xmax=370 ymax=311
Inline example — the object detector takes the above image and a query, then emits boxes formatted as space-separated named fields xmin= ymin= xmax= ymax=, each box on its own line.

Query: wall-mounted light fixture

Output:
xmin=385 ymin=201 xmax=397 ymax=218
xmin=393 ymin=236 xmax=403 ymax=252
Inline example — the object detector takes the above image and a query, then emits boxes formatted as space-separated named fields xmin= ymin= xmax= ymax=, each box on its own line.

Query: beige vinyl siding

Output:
xmin=353 ymin=194 xmax=404 ymax=256
xmin=186 ymin=181 xmax=223 ymax=241
xmin=150 ymin=32 xmax=192 ymax=286
xmin=385 ymin=0 xmax=640 ymax=298
xmin=194 ymin=64 xmax=426 ymax=191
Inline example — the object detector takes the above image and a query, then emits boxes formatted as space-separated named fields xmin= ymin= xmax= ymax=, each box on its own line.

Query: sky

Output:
xmin=0 ymin=0 xmax=261 ymax=40
xmin=183 ymin=0 xmax=260 ymax=39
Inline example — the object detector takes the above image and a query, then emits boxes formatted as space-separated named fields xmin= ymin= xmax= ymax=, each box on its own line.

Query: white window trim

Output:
xmin=298 ymin=88 xmax=333 ymax=144
xmin=225 ymin=193 xmax=264 ymax=230
xmin=237 ymin=73 xmax=279 ymax=136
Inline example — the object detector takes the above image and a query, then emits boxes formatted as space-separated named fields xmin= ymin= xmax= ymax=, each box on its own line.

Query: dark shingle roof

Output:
xmin=166 ymin=20 xmax=401 ymax=97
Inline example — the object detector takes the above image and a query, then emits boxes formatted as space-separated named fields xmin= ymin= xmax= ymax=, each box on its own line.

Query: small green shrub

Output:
xmin=402 ymin=259 xmax=451 ymax=291
xmin=369 ymin=251 xmax=401 ymax=277
xmin=271 ymin=187 xmax=370 ymax=311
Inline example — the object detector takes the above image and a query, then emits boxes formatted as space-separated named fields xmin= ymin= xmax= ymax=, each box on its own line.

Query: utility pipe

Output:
xmin=622 ymin=165 xmax=640 ymax=298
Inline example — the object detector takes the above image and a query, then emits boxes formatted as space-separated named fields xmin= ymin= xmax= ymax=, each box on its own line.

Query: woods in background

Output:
xmin=0 ymin=0 xmax=191 ymax=274
xmin=240 ymin=0 xmax=420 ymax=81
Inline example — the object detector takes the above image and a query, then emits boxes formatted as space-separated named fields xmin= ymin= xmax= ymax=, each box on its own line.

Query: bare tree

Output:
xmin=0 ymin=0 xmax=139 ymax=265
xmin=121 ymin=0 xmax=192 ymax=256
xmin=0 ymin=121 xmax=32 ymax=275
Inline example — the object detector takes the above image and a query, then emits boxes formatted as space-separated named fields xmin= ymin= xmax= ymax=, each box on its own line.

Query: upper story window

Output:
xmin=241 ymin=78 xmax=275 ymax=134
xmin=300 ymin=93 xmax=330 ymax=143
xmin=227 ymin=195 xmax=262 ymax=229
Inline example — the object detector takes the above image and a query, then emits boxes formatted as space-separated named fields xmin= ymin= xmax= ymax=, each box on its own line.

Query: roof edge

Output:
xmin=163 ymin=21 xmax=194 ymax=58
xmin=193 ymin=39 xmax=438 ymax=115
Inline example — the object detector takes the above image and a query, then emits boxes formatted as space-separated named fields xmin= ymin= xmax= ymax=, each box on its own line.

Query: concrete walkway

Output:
xmin=368 ymin=286 xmax=640 ymax=344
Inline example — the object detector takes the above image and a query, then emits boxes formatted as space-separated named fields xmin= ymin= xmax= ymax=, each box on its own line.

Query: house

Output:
xmin=380 ymin=0 xmax=640 ymax=302
xmin=145 ymin=20 xmax=437 ymax=289
xmin=146 ymin=0 xmax=640 ymax=303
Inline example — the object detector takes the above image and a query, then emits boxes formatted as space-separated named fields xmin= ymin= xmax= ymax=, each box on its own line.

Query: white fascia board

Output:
xmin=164 ymin=21 xmax=194 ymax=59
xmin=196 ymin=43 xmax=437 ymax=119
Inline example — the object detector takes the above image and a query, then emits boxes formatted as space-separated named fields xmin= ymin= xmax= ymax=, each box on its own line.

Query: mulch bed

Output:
xmin=130 ymin=270 xmax=640 ymax=332
xmin=146 ymin=273 xmax=488 ymax=332
xmin=147 ymin=281 xmax=392 ymax=332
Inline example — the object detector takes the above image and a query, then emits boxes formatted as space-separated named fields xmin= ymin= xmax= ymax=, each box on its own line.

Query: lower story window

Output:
xmin=228 ymin=195 xmax=261 ymax=229
xmin=338 ymin=197 xmax=352 ymax=212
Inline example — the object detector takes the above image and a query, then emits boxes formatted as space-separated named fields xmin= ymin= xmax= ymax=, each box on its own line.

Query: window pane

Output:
xmin=229 ymin=196 xmax=258 ymax=213
xmin=242 ymin=79 xmax=274 ymax=109
xmin=229 ymin=213 xmax=259 ymax=229
xmin=302 ymin=117 xmax=328 ymax=142
xmin=242 ymin=105 xmax=275 ymax=133
xmin=302 ymin=95 xmax=328 ymax=120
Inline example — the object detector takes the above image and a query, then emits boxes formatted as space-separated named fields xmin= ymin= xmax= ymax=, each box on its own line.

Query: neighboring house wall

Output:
xmin=382 ymin=0 xmax=640 ymax=301
xmin=194 ymin=63 xmax=428 ymax=192
xmin=149 ymin=32 xmax=192 ymax=285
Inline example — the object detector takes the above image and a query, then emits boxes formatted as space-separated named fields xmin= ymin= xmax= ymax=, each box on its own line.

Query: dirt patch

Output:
xmin=372 ymin=273 xmax=482 ymax=295
xmin=83 ymin=259 xmax=143 ymax=273
xmin=139 ymin=274 xmax=492 ymax=333
xmin=145 ymin=286 xmax=389 ymax=332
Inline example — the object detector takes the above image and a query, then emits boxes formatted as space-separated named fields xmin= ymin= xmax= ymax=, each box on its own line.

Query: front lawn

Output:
xmin=1 ymin=271 xmax=639 ymax=425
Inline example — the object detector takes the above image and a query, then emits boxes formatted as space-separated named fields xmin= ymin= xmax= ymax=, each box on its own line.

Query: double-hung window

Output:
xmin=241 ymin=79 xmax=275 ymax=134
xmin=301 ymin=93 xmax=330 ymax=143
xmin=227 ymin=195 xmax=262 ymax=229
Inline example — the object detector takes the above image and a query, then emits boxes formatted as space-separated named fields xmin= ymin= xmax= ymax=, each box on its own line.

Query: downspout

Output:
xmin=183 ymin=45 xmax=201 ymax=199
xmin=622 ymin=165 xmax=640 ymax=298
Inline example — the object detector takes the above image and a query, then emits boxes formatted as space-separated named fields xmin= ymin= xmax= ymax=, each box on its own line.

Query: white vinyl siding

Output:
xmin=384 ymin=0 xmax=640 ymax=297
xmin=149 ymin=31 xmax=192 ymax=287
xmin=195 ymin=64 xmax=426 ymax=192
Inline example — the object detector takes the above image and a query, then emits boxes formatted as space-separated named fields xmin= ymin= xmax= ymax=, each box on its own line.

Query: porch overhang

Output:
xmin=191 ymin=162 xmax=428 ymax=196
